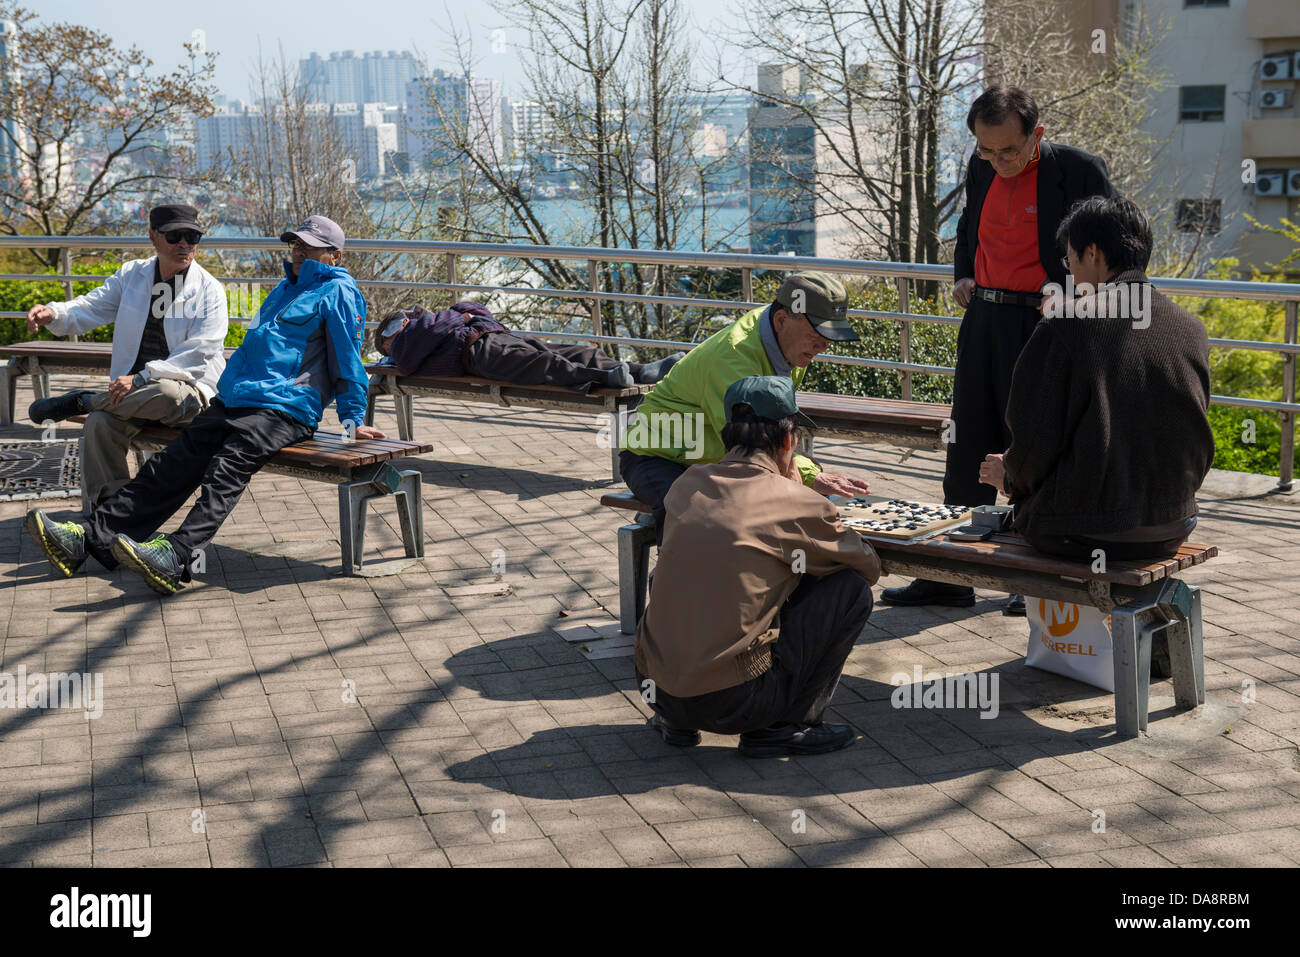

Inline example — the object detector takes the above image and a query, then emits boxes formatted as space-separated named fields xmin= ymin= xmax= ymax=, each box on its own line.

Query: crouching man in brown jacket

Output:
xmin=634 ymin=376 xmax=881 ymax=758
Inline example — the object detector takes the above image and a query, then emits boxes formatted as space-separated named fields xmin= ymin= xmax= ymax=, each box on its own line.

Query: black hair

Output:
xmin=376 ymin=309 xmax=408 ymax=356
xmin=1055 ymin=194 xmax=1153 ymax=274
xmin=720 ymin=404 xmax=799 ymax=456
xmin=966 ymin=85 xmax=1039 ymax=136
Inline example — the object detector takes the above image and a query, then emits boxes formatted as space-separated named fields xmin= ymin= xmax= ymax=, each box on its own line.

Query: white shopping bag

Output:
xmin=1025 ymin=598 xmax=1115 ymax=692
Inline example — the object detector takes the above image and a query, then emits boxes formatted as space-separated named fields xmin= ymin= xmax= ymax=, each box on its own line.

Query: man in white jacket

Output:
xmin=26 ymin=204 xmax=229 ymax=508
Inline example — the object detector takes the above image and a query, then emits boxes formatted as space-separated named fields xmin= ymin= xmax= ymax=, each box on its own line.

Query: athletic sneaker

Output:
xmin=25 ymin=509 xmax=87 ymax=577
xmin=112 ymin=533 xmax=186 ymax=595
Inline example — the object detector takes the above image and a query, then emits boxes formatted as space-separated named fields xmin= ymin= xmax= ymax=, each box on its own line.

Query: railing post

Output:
xmin=896 ymin=275 xmax=911 ymax=401
xmin=742 ymin=267 xmax=753 ymax=305
xmin=445 ymin=253 xmax=458 ymax=303
xmin=1280 ymin=299 xmax=1297 ymax=492
xmin=588 ymin=258 xmax=605 ymax=342
xmin=61 ymin=247 xmax=78 ymax=343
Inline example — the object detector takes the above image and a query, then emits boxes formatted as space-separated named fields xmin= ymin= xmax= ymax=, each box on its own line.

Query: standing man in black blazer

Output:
xmin=882 ymin=85 xmax=1115 ymax=615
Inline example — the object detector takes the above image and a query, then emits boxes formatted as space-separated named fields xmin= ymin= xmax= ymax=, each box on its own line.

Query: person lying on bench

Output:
xmin=27 ymin=214 xmax=385 ymax=595
xmin=978 ymin=195 xmax=1214 ymax=560
xmin=375 ymin=302 xmax=685 ymax=392
xmin=619 ymin=271 xmax=872 ymax=540
xmin=25 ymin=203 xmax=228 ymax=510
xmin=636 ymin=376 xmax=880 ymax=758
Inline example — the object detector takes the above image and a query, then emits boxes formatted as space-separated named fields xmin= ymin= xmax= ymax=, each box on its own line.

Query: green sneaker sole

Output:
xmin=111 ymin=536 xmax=183 ymax=596
xmin=25 ymin=511 xmax=80 ymax=578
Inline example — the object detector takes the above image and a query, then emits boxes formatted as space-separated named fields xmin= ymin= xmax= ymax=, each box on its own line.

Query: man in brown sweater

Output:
xmin=635 ymin=376 xmax=881 ymax=758
xmin=979 ymin=195 xmax=1215 ymax=558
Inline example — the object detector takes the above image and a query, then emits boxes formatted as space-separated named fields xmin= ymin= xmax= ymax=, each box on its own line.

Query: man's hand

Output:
xmin=27 ymin=305 xmax=54 ymax=334
xmin=954 ymin=278 xmax=976 ymax=309
xmin=813 ymin=471 xmax=871 ymax=498
xmin=354 ymin=425 xmax=387 ymax=440
xmin=979 ymin=453 xmax=1007 ymax=496
xmin=107 ymin=374 xmax=136 ymax=404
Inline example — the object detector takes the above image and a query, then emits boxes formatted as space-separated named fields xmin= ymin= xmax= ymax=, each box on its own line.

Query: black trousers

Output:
xmin=640 ymin=569 xmax=875 ymax=734
xmin=83 ymin=400 xmax=313 ymax=572
xmin=618 ymin=449 xmax=687 ymax=546
xmin=943 ymin=297 xmax=1042 ymax=507
xmin=466 ymin=332 xmax=640 ymax=392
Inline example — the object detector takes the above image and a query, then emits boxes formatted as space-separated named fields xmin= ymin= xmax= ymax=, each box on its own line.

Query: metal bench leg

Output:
xmin=393 ymin=470 xmax=425 ymax=560
xmin=610 ymin=406 xmax=630 ymax=483
xmin=618 ymin=519 xmax=655 ymax=634
xmin=339 ymin=466 xmax=425 ymax=574
xmin=396 ymin=394 xmax=414 ymax=441
xmin=1111 ymin=601 xmax=1155 ymax=737
xmin=1166 ymin=583 xmax=1206 ymax=710
xmin=338 ymin=480 xmax=370 ymax=575
xmin=32 ymin=373 xmax=50 ymax=401
xmin=0 ymin=357 xmax=21 ymax=425
xmin=364 ymin=388 xmax=377 ymax=428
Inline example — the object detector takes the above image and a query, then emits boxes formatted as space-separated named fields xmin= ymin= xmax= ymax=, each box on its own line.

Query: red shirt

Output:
xmin=975 ymin=151 xmax=1048 ymax=293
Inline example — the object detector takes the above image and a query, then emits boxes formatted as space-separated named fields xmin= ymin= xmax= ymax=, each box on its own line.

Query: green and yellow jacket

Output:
xmin=621 ymin=305 xmax=821 ymax=486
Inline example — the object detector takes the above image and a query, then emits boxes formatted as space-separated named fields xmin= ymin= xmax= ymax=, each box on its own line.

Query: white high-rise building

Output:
xmin=300 ymin=50 xmax=420 ymax=107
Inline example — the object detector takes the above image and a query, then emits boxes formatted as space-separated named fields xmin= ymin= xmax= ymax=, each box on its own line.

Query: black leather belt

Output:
xmin=974 ymin=286 xmax=1043 ymax=307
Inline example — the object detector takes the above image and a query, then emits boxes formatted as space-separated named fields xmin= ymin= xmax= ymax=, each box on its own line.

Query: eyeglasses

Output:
xmin=974 ymin=138 xmax=1032 ymax=162
xmin=162 ymin=230 xmax=201 ymax=245
xmin=288 ymin=239 xmax=335 ymax=253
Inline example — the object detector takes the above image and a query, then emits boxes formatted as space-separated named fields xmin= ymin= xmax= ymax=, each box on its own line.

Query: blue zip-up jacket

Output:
xmin=217 ymin=258 xmax=369 ymax=429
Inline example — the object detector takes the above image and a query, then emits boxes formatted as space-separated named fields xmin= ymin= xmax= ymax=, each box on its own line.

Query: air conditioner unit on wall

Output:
xmin=1259 ymin=89 xmax=1290 ymax=109
xmin=1261 ymin=55 xmax=1293 ymax=81
xmin=1255 ymin=172 xmax=1285 ymax=196
xmin=1287 ymin=170 xmax=1300 ymax=196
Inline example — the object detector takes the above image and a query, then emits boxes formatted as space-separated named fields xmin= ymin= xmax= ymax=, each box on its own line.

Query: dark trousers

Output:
xmin=640 ymin=569 xmax=875 ymax=734
xmin=618 ymin=449 xmax=687 ymax=545
xmin=1025 ymin=532 xmax=1188 ymax=563
xmin=466 ymin=332 xmax=640 ymax=392
xmin=83 ymin=401 xmax=313 ymax=572
xmin=943 ymin=297 xmax=1042 ymax=507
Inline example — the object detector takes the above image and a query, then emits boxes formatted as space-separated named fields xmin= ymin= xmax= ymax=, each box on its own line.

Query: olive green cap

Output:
xmin=774 ymin=271 xmax=857 ymax=341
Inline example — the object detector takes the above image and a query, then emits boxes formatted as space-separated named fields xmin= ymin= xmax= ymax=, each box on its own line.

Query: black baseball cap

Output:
xmin=280 ymin=215 xmax=346 ymax=250
xmin=149 ymin=204 xmax=203 ymax=235
xmin=724 ymin=376 xmax=816 ymax=429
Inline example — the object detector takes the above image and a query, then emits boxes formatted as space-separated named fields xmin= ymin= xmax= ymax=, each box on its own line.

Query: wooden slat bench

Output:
xmin=66 ymin=415 xmax=433 ymax=576
xmin=365 ymin=366 xmax=953 ymax=483
xmin=599 ymin=490 xmax=1217 ymax=738
xmin=364 ymin=366 xmax=651 ymax=482
xmin=0 ymin=341 xmax=241 ymax=424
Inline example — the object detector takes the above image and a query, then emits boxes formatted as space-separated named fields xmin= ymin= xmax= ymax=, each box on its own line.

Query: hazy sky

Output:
xmin=35 ymin=0 xmax=745 ymax=101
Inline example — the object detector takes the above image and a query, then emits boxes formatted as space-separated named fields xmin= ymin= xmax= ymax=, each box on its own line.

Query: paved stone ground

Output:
xmin=2 ymin=377 xmax=1299 ymax=867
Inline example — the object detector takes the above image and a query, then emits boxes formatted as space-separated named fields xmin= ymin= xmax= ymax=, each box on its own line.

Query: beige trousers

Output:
xmin=81 ymin=379 xmax=206 ymax=510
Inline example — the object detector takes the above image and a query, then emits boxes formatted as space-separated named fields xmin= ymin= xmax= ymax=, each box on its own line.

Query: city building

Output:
xmin=747 ymin=63 xmax=872 ymax=258
xmin=299 ymin=50 xmax=420 ymax=107
xmin=1050 ymin=0 xmax=1300 ymax=275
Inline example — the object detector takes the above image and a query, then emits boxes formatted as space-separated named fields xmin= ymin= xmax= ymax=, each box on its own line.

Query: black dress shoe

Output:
xmin=29 ymin=390 xmax=95 ymax=424
xmin=1003 ymin=593 xmax=1026 ymax=616
xmin=880 ymin=578 xmax=975 ymax=608
xmin=648 ymin=714 xmax=700 ymax=747
xmin=738 ymin=722 xmax=854 ymax=758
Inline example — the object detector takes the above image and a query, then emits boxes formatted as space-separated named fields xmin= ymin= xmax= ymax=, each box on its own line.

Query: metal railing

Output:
xmin=2 ymin=234 xmax=1297 ymax=490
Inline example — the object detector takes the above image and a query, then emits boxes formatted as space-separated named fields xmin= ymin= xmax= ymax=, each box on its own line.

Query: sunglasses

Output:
xmin=162 ymin=230 xmax=201 ymax=245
